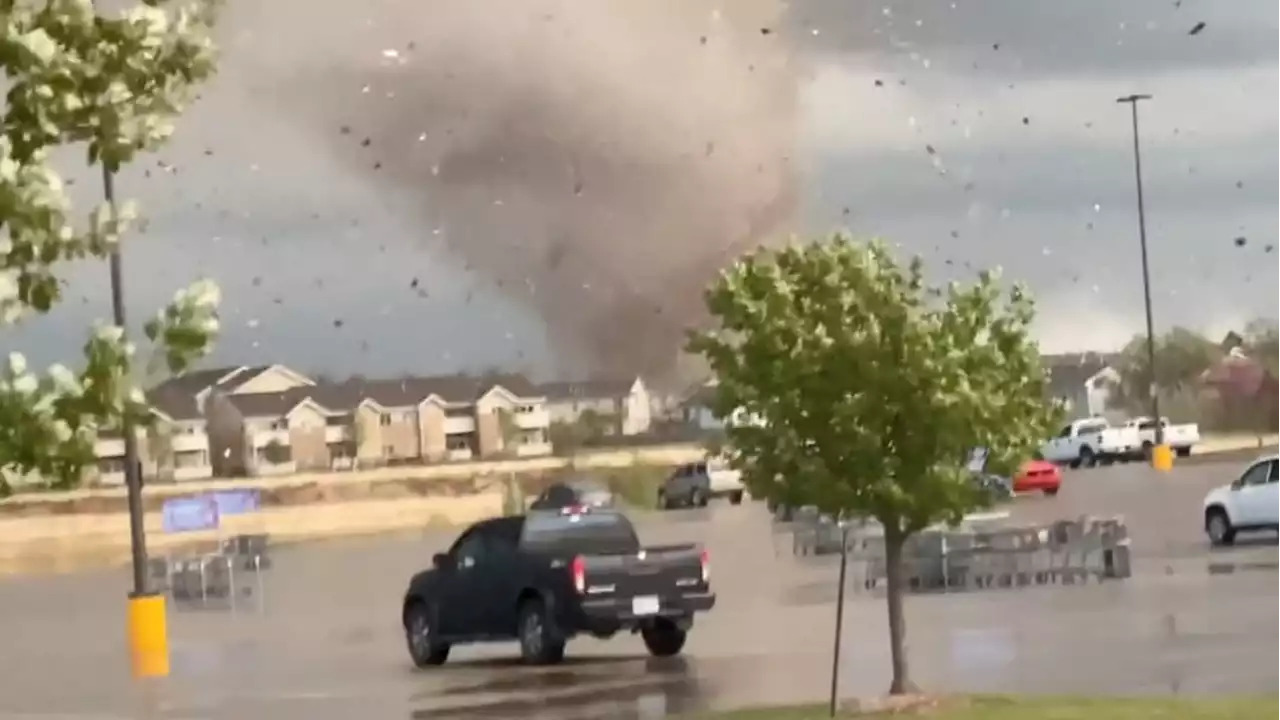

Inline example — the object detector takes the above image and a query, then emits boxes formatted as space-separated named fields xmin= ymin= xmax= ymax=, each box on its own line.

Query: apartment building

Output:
xmin=537 ymin=377 xmax=653 ymax=436
xmin=202 ymin=371 xmax=554 ymax=477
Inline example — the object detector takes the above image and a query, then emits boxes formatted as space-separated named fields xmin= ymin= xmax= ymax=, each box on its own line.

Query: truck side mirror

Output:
xmin=432 ymin=553 xmax=453 ymax=570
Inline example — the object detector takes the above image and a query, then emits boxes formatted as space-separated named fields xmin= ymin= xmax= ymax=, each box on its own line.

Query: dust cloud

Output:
xmin=262 ymin=0 xmax=802 ymax=385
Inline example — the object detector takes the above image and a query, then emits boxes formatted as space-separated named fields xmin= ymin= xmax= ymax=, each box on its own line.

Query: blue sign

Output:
xmin=161 ymin=496 xmax=219 ymax=534
xmin=212 ymin=489 xmax=261 ymax=517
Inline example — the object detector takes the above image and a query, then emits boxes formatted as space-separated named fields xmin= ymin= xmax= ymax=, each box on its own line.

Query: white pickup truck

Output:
xmin=1039 ymin=417 xmax=1142 ymax=468
xmin=1121 ymin=416 xmax=1200 ymax=458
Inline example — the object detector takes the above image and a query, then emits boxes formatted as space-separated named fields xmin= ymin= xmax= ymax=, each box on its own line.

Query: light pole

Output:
xmin=104 ymin=164 xmax=170 ymax=678
xmin=1116 ymin=93 xmax=1170 ymax=470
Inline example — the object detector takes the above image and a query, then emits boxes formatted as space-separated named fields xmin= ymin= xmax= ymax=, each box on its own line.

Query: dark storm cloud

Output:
xmin=814 ymin=135 xmax=1279 ymax=220
xmin=792 ymin=0 xmax=1277 ymax=80
xmin=8 ymin=0 xmax=1277 ymax=375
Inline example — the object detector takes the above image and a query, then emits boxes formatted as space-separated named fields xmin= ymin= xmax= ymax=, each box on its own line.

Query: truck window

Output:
xmin=1077 ymin=421 xmax=1108 ymax=435
xmin=1057 ymin=425 xmax=1072 ymax=438
xmin=520 ymin=511 xmax=640 ymax=554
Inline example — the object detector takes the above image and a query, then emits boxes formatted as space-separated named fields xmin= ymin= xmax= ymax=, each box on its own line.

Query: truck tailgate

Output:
xmin=579 ymin=543 xmax=708 ymax=601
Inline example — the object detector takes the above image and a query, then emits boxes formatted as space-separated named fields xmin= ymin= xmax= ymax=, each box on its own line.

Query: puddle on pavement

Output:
xmin=409 ymin=657 xmax=707 ymax=719
xmin=1207 ymin=560 xmax=1279 ymax=575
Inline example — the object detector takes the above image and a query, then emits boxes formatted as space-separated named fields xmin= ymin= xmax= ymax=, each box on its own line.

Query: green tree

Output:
xmin=495 ymin=408 xmax=520 ymax=457
xmin=1242 ymin=318 xmax=1279 ymax=374
xmin=687 ymin=233 xmax=1059 ymax=694
xmin=145 ymin=418 xmax=174 ymax=481
xmin=1110 ymin=327 xmax=1219 ymax=413
xmin=0 ymin=0 xmax=222 ymax=494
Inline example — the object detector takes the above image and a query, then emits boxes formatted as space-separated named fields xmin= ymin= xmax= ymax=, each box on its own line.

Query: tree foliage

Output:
xmin=688 ymin=233 xmax=1060 ymax=693
xmin=1106 ymin=319 xmax=1278 ymax=430
xmin=0 ymin=0 xmax=222 ymax=494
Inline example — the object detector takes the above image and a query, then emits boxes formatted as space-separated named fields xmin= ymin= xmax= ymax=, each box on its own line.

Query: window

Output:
xmin=521 ymin=511 xmax=640 ymax=554
xmin=380 ymin=414 xmax=392 ymax=426
xmin=1238 ymin=461 xmax=1272 ymax=488
xmin=1269 ymin=460 xmax=1279 ymax=484
xmin=1056 ymin=425 xmax=1072 ymax=438
xmin=449 ymin=530 xmax=487 ymax=566
xmin=383 ymin=444 xmax=395 ymax=458
xmin=269 ymin=419 xmax=289 ymax=431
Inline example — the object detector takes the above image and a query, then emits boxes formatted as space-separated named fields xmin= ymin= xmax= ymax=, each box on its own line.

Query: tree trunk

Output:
xmin=882 ymin=526 xmax=916 ymax=695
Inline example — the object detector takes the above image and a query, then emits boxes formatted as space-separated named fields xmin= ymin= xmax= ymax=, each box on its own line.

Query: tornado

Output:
xmin=258 ymin=0 xmax=802 ymax=384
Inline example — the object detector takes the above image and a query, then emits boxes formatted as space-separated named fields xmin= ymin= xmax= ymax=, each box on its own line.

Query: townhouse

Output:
xmin=89 ymin=363 xmax=559 ymax=481
xmin=201 ymin=370 xmax=555 ymax=477
xmin=536 ymin=377 xmax=653 ymax=436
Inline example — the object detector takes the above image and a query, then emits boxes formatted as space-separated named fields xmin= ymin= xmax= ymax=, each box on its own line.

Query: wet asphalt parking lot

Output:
xmin=0 ymin=450 xmax=1275 ymax=719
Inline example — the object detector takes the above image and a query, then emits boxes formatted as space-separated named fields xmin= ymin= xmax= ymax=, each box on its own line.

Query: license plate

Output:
xmin=632 ymin=595 xmax=660 ymax=616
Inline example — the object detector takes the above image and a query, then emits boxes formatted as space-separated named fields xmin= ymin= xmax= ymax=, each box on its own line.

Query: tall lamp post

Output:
xmin=1116 ymin=93 xmax=1171 ymax=471
xmin=104 ymin=165 xmax=170 ymax=678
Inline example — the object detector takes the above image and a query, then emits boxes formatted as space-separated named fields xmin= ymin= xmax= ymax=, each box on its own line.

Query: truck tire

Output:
xmin=404 ymin=601 xmax=450 ymax=667
xmin=518 ymin=598 xmax=565 ymax=665
xmin=691 ymin=488 xmax=708 ymax=507
xmin=641 ymin=619 xmax=687 ymax=657
xmin=1205 ymin=508 xmax=1236 ymax=547
xmin=1176 ymin=446 xmax=1192 ymax=458
xmin=657 ymin=489 xmax=670 ymax=510
xmin=729 ymin=491 xmax=744 ymax=505
xmin=1078 ymin=446 xmax=1096 ymax=469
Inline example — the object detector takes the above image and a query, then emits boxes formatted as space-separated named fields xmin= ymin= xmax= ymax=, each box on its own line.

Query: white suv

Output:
xmin=1203 ymin=454 xmax=1279 ymax=546
xmin=659 ymin=458 xmax=745 ymax=509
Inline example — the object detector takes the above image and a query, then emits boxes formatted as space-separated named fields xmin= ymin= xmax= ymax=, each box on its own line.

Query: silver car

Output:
xmin=529 ymin=477 xmax=615 ymax=511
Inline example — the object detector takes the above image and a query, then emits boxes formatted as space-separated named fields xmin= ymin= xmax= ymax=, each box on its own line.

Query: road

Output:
xmin=0 ymin=453 xmax=1274 ymax=719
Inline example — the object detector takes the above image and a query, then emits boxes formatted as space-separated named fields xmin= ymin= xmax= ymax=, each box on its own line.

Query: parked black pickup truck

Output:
xmin=401 ymin=506 xmax=716 ymax=666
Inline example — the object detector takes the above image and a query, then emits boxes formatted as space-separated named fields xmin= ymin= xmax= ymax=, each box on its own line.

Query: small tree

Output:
xmin=146 ymin=419 xmax=174 ymax=481
xmin=0 ymin=0 xmax=222 ymax=494
xmin=496 ymin=408 xmax=520 ymax=457
xmin=688 ymin=233 xmax=1059 ymax=694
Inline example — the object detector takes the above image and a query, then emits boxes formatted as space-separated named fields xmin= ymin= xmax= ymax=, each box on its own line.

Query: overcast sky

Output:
xmin=7 ymin=0 xmax=1277 ymax=383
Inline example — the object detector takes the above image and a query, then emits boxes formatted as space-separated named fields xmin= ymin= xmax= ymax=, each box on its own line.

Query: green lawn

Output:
xmin=699 ymin=695 xmax=1279 ymax=720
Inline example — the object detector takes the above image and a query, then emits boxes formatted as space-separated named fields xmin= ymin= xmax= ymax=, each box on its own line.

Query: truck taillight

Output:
xmin=570 ymin=555 xmax=586 ymax=594
xmin=699 ymin=549 xmax=710 ymax=584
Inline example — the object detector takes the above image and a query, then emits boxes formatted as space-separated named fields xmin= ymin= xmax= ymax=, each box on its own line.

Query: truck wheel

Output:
xmin=1205 ymin=509 xmax=1236 ymax=547
xmin=518 ymin=598 xmax=565 ymax=665
xmin=404 ymin=601 xmax=450 ymax=667
xmin=1176 ymin=446 xmax=1192 ymax=458
xmin=1078 ymin=446 xmax=1096 ymax=469
xmin=641 ymin=619 xmax=687 ymax=657
xmin=657 ymin=490 xmax=670 ymax=510
xmin=729 ymin=491 xmax=744 ymax=505
xmin=1141 ymin=441 xmax=1153 ymax=460
xmin=691 ymin=489 xmax=708 ymax=507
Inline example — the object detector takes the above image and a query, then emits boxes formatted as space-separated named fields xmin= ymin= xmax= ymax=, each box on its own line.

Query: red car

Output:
xmin=1013 ymin=459 xmax=1062 ymax=496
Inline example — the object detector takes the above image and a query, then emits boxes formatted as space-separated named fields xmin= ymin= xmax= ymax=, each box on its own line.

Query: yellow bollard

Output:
xmin=1150 ymin=443 xmax=1174 ymax=472
xmin=127 ymin=593 xmax=170 ymax=679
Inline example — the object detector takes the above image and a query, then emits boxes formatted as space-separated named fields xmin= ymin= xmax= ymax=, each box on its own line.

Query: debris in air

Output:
xmin=1188 ymin=21 xmax=1206 ymax=35
xmin=1233 ymin=237 xmax=1247 ymax=247
xmin=760 ymin=28 xmax=772 ymax=35
xmin=1021 ymin=117 xmax=1030 ymax=125
xmin=874 ymin=79 xmax=884 ymax=87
